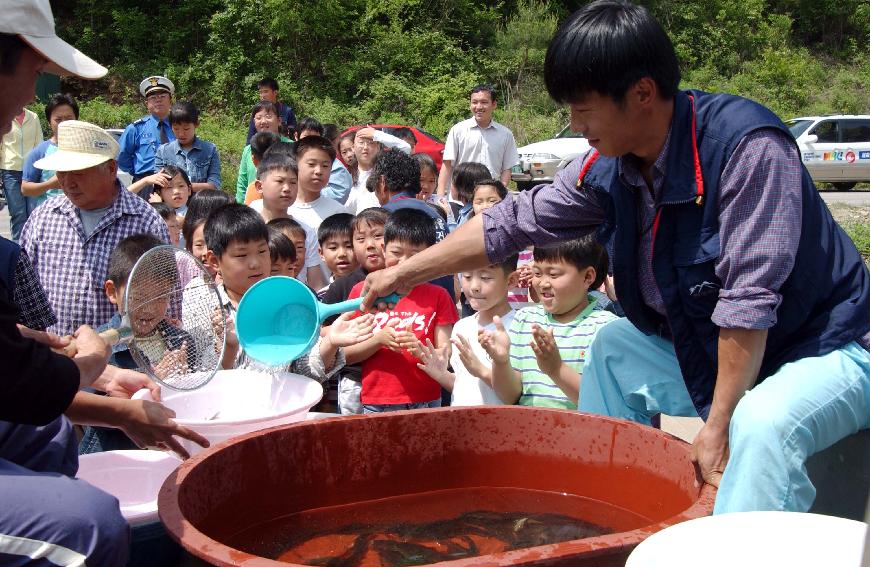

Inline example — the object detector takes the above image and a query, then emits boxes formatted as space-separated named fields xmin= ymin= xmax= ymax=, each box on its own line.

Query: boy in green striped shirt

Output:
xmin=480 ymin=236 xmax=617 ymax=409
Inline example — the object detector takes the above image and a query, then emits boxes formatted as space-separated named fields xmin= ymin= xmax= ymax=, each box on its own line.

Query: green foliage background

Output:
xmin=49 ymin=0 xmax=869 ymax=190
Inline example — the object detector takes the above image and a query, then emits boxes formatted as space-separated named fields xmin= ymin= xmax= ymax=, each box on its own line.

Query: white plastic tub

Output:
xmin=77 ymin=450 xmax=182 ymax=526
xmin=626 ymin=511 xmax=869 ymax=567
xmin=133 ymin=368 xmax=323 ymax=456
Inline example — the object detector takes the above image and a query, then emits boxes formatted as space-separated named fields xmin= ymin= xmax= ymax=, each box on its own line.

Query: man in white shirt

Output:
xmin=436 ymin=85 xmax=519 ymax=197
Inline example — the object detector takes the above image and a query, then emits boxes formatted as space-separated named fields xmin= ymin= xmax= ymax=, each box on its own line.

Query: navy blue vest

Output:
xmin=0 ymin=237 xmax=20 ymax=303
xmin=581 ymin=90 xmax=870 ymax=417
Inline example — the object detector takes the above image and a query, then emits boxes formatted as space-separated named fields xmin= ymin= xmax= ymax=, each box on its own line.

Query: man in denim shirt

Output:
xmin=155 ymin=101 xmax=221 ymax=193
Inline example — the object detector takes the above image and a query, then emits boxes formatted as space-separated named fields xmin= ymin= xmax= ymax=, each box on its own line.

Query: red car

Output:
xmin=342 ymin=124 xmax=445 ymax=170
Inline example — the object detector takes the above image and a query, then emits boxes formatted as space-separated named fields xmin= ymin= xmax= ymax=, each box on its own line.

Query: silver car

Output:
xmin=511 ymin=125 xmax=590 ymax=191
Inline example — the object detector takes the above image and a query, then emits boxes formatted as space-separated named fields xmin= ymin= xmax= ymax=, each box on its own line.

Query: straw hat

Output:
xmin=2 ymin=0 xmax=107 ymax=79
xmin=34 ymin=121 xmax=120 ymax=172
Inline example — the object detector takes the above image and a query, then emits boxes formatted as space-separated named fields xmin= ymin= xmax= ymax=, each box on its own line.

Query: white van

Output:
xmin=787 ymin=115 xmax=870 ymax=190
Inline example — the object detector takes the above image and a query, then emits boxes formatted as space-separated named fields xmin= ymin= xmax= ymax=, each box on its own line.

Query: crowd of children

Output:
xmin=13 ymin=82 xmax=625 ymax=451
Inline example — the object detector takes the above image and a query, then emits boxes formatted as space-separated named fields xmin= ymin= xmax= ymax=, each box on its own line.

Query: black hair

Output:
xmin=267 ymin=226 xmax=297 ymax=264
xmin=471 ymin=84 xmax=497 ymax=103
xmin=267 ymin=217 xmax=307 ymax=240
xmin=473 ymin=179 xmax=508 ymax=200
xmin=168 ymin=101 xmax=200 ymax=125
xmin=384 ymin=208 xmax=436 ymax=248
xmin=393 ymin=127 xmax=417 ymax=145
xmin=262 ymin=141 xmax=298 ymax=174
xmin=370 ymin=150 xmax=420 ymax=195
xmin=250 ymin=131 xmax=281 ymax=160
xmin=0 ymin=34 xmax=27 ymax=75
xmin=159 ymin=164 xmax=191 ymax=187
xmin=544 ymin=0 xmax=680 ymax=105
xmin=498 ymin=254 xmax=520 ymax=275
xmin=451 ymin=162 xmax=491 ymax=203
xmin=44 ymin=93 xmax=79 ymax=122
xmin=294 ymin=135 xmax=336 ymax=162
xmin=181 ymin=189 xmax=234 ymax=250
xmin=533 ymin=235 xmax=608 ymax=289
xmin=256 ymin=152 xmax=296 ymax=179
xmin=427 ymin=201 xmax=448 ymax=222
xmin=317 ymin=213 xmax=354 ymax=246
xmin=339 ymin=130 xmax=356 ymax=145
xmin=297 ymin=117 xmax=324 ymax=137
xmin=151 ymin=202 xmax=175 ymax=221
xmin=257 ymin=77 xmax=279 ymax=91
xmin=323 ymin=124 xmax=340 ymax=142
xmin=204 ymin=204 xmax=269 ymax=258
xmin=352 ymin=207 xmax=388 ymax=233
xmin=251 ymin=101 xmax=279 ymax=122
xmin=412 ymin=152 xmax=437 ymax=176
xmin=107 ymin=233 xmax=165 ymax=286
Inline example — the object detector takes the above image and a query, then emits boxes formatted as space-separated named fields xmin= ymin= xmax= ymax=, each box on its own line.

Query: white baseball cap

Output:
xmin=3 ymin=0 xmax=107 ymax=79
xmin=34 ymin=120 xmax=119 ymax=172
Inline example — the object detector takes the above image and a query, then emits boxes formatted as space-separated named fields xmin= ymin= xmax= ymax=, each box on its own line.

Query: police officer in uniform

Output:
xmin=117 ymin=75 xmax=175 ymax=199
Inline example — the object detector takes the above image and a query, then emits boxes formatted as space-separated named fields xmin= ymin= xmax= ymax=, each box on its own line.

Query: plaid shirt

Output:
xmin=484 ymin=129 xmax=826 ymax=331
xmin=13 ymin=248 xmax=56 ymax=331
xmin=20 ymin=182 xmax=170 ymax=335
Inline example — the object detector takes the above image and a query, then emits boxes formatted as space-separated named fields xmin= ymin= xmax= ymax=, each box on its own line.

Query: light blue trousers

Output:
xmin=579 ymin=318 xmax=870 ymax=514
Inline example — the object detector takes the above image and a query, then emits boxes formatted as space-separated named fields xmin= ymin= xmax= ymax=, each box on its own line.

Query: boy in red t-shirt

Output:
xmin=346 ymin=208 xmax=458 ymax=412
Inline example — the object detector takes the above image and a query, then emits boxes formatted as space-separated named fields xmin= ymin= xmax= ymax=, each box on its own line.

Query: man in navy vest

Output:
xmin=360 ymin=0 xmax=870 ymax=513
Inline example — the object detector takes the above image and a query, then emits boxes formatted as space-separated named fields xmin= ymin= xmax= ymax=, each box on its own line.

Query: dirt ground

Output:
xmin=830 ymin=203 xmax=870 ymax=226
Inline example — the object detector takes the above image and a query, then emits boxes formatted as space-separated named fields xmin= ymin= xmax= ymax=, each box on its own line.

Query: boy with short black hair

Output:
xmin=83 ymin=234 xmax=195 ymax=453
xmin=317 ymin=212 xmax=358 ymax=291
xmin=241 ymin=131 xmax=282 ymax=205
xmin=417 ymin=254 xmax=519 ymax=406
xmin=267 ymin=225 xmax=297 ymax=277
xmin=289 ymin=136 xmax=348 ymax=231
xmin=200 ymin=203 xmax=370 ymax=380
xmin=155 ymin=101 xmax=221 ymax=192
xmin=294 ymin=117 xmax=325 ymax=140
xmin=321 ymin=207 xmax=388 ymax=414
xmin=103 ymin=233 xmax=192 ymax=372
xmin=249 ymin=153 xmax=299 ymax=222
xmin=345 ymin=208 xmax=459 ymax=413
xmin=479 ymin=236 xmax=617 ymax=409
xmin=266 ymin=214 xmax=327 ymax=290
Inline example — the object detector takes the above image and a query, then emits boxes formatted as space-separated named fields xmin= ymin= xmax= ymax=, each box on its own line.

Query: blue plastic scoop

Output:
xmin=236 ymin=276 xmax=399 ymax=366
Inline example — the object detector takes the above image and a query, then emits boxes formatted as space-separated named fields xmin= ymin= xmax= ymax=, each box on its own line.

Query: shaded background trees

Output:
xmin=50 ymin=0 xmax=868 ymax=147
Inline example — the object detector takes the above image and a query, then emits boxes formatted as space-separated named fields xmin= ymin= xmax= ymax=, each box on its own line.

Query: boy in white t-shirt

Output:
xmin=288 ymin=135 xmax=349 ymax=230
xmin=417 ymin=254 xmax=519 ymax=406
xmin=247 ymin=151 xmax=326 ymax=289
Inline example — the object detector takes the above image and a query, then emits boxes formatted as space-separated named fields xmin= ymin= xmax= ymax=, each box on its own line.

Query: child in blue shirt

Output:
xmin=154 ymin=101 xmax=221 ymax=192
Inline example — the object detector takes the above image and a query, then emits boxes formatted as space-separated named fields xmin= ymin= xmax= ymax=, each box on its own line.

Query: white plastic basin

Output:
xmin=76 ymin=450 xmax=182 ymax=526
xmin=626 ymin=511 xmax=868 ymax=567
xmin=133 ymin=368 xmax=323 ymax=456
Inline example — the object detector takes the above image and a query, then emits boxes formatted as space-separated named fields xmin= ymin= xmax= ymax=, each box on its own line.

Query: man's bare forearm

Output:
xmin=395 ymin=215 xmax=491 ymax=287
xmin=707 ymin=327 xmax=768 ymax=433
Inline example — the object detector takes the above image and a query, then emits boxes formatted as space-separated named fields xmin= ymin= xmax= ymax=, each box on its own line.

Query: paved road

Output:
xmin=819 ymin=188 xmax=870 ymax=206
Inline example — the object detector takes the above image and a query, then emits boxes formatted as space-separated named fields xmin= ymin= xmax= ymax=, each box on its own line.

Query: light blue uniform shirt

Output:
xmin=117 ymin=114 xmax=175 ymax=176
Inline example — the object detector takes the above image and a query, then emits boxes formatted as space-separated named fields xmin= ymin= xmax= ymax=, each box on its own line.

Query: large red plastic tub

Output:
xmin=159 ymin=407 xmax=715 ymax=566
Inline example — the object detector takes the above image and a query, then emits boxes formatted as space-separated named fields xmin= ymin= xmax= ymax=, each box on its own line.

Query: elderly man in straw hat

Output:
xmin=0 ymin=2 xmax=166 ymax=564
xmin=21 ymin=120 xmax=169 ymax=337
